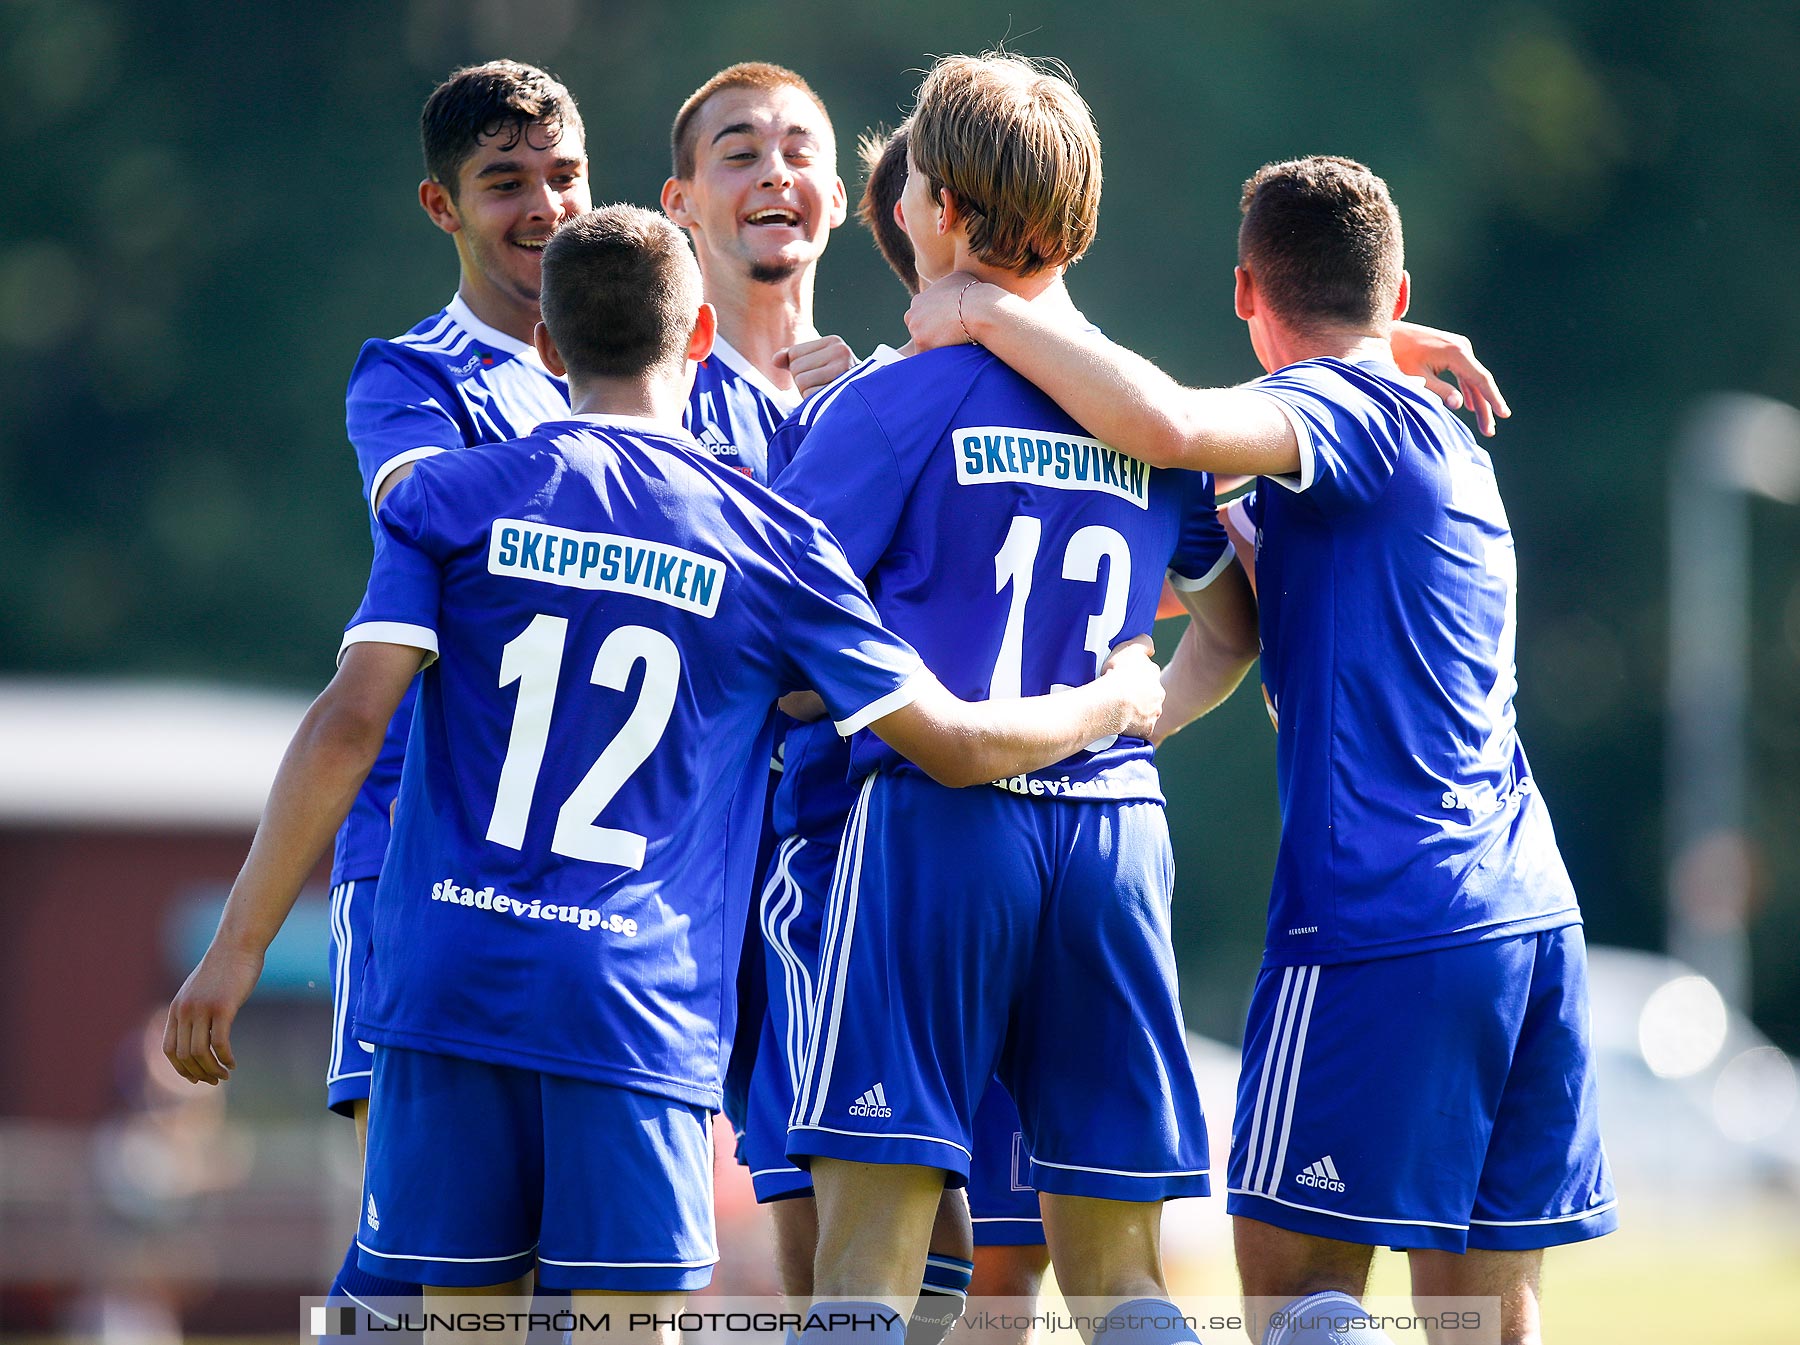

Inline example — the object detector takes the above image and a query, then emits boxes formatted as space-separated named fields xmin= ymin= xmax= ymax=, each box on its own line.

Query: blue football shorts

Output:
xmin=326 ymin=878 xmax=376 ymax=1115
xmin=786 ymin=771 xmax=1210 ymax=1202
xmin=966 ymin=1079 xmax=1044 ymax=1245
xmin=357 ymin=1046 xmax=717 ymax=1290
xmin=1226 ymin=924 xmax=1616 ymax=1252
xmin=746 ymin=827 xmax=1047 ymax=1243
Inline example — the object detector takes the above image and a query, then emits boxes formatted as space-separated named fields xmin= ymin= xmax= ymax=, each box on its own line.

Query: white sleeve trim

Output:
xmin=1167 ymin=546 xmax=1236 ymax=593
xmin=369 ymin=447 xmax=446 ymax=512
xmin=833 ymin=666 xmax=926 ymax=736
xmin=339 ymin=622 xmax=439 ymax=668
xmin=1255 ymin=391 xmax=1316 ymax=494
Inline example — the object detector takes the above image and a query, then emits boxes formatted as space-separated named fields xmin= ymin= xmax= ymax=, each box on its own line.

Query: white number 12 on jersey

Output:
xmin=486 ymin=613 xmax=680 ymax=869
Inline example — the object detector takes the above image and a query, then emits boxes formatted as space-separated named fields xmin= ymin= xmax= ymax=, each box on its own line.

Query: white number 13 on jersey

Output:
xmin=992 ymin=515 xmax=1131 ymax=751
xmin=486 ymin=613 xmax=680 ymax=869
xmin=991 ymin=515 xmax=1132 ymax=696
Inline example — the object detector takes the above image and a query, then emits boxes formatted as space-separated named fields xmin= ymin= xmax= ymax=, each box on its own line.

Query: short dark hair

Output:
xmin=540 ymin=206 xmax=702 ymax=380
xmin=856 ymin=124 xmax=917 ymax=294
xmin=421 ymin=60 xmax=584 ymax=198
xmin=1238 ymin=155 xmax=1404 ymax=331
xmin=670 ymin=61 xmax=831 ymax=179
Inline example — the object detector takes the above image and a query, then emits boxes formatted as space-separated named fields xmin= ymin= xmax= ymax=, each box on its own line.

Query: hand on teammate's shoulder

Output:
xmin=905 ymin=271 xmax=988 ymax=352
xmin=1389 ymin=320 xmax=1512 ymax=437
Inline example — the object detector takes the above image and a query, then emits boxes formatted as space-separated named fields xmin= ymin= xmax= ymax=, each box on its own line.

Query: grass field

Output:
xmin=1152 ymin=1199 xmax=1800 ymax=1343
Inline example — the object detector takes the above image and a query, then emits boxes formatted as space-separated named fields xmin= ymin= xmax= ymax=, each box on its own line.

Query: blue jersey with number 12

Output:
xmin=340 ymin=415 xmax=922 ymax=1107
xmin=337 ymin=309 xmax=797 ymax=886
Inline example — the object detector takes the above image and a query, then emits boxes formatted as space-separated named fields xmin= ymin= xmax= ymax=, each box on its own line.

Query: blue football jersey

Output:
xmin=688 ymin=335 xmax=802 ymax=483
xmin=776 ymin=344 xmax=1232 ymax=803
xmin=765 ymin=346 xmax=902 ymax=839
xmin=337 ymin=306 xmax=796 ymax=886
xmin=341 ymin=414 xmax=923 ymax=1106
xmin=1246 ymin=357 xmax=1579 ymax=967
xmin=336 ymin=298 xmax=572 ymax=887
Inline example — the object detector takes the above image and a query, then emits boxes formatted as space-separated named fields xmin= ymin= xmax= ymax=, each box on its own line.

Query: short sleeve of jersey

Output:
xmin=346 ymin=342 xmax=465 ymax=509
xmin=1253 ymin=360 xmax=1405 ymax=513
xmin=772 ymin=510 xmax=924 ymax=735
xmin=772 ymin=387 xmax=907 ymax=577
xmin=339 ymin=471 xmax=443 ymax=664
xmin=1165 ymin=470 xmax=1234 ymax=591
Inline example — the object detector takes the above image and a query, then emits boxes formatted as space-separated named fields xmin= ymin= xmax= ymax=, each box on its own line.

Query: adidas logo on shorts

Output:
xmin=848 ymin=1082 xmax=893 ymax=1118
xmin=1294 ymin=1156 xmax=1346 ymax=1193
xmin=365 ymin=1194 xmax=381 ymax=1230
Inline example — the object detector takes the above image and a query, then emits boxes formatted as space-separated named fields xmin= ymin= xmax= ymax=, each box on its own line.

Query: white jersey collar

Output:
xmin=561 ymin=411 xmax=700 ymax=441
xmin=446 ymin=294 xmax=554 ymax=375
xmin=708 ymin=335 xmax=803 ymax=414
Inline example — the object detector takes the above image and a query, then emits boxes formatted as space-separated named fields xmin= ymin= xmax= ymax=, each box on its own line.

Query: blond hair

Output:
xmin=908 ymin=53 xmax=1101 ymax=276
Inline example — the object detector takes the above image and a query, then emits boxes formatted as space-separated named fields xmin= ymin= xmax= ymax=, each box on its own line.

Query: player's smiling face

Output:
xmin=668 ymin=84 xmax=846 ymax=284
xmin=432 ymin=120 xmax=590 ymax=325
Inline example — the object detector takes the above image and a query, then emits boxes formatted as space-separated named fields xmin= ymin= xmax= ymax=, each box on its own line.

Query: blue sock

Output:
xmin=1092 ymin=1297 xmax=1201 ymax=1345
xmin=1263 ymin=1291 xmax=1395 ymax=1345
xmin=907 ymin=1254 xmax=974 ymax=1345
xmin=800 ymin=1300 xmax=908 ymax=1345
xmin=326 ymin=1239 xmax=420 ymax=1333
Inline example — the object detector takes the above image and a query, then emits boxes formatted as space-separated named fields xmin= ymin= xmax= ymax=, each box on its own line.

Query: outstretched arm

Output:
xmin=163 ymin=642 xmax=423 ymax=1086
xmin=869 ymin=639 xmax=1164 ymax=789
xmin=1153 ymin=560 xmax=1259 ymax=747
xmin=907 ymin=276 xmax=1300 ymax=477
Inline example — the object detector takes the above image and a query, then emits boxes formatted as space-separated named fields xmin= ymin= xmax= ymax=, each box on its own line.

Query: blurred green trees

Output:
xmin=3 ymin=0 xmax=1796 ymax=1046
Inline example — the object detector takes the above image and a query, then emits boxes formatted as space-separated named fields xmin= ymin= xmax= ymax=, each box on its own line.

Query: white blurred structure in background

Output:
xmin=1666 ymin=393 xmax=1800 ymax=1010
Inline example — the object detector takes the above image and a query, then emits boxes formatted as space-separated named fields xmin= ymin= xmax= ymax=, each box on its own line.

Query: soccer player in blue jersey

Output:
xmin=325 ymin=58 xmax=592 ymax=1315
xmin=907 ymin=156 xmax=1609 ymax=1345
xmin=777 ymin=56 xmax=1260 ymax=1340
xmin=163 ymin=205 xmax=1166 ymax=1313
xmin=662 ymin=62 xmax=858 ymax=481
xmin=325 ymin=60 xmax=843 ymax=1312
xmin=660 ymin=61 xmax=872 ymax=1194
xmin=745 ymin=123 xmax=1053 ymax=1340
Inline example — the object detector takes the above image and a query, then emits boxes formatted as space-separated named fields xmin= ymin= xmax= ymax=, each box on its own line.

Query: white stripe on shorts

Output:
xmin=759 ymin=835 xmax=817 ymax=1086
xmin=356 ymin=1238 xmax=537 ymax=1264
xmin=793 ymin=775 xmax=876 ymax=1127
xmin=1228 ymin=1185 xmax=1469 ymax=1233
xmin=538 ymin=1252 xmax=718 ymax=1269
xmin=1240 ymin=966 xmax=1294 ymax=1195
xmin=327 ymin=880 xmax=367 ymax=1084
xmin=1469 ymin=1200 xmax=1618 ymax=1227
xmin=787 ymin=1121 xmax=971 ymax=1161
xmin=1030 ymin=1156 xmax=1209 ymax=1179
xmin=1248 ymin=965 xmax=1320 ymax=1195
xmin=1265 ymin=965 xmax=1320 ymax=1194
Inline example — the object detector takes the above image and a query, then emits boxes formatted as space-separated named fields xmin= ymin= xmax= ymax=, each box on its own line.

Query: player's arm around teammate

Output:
xmin=1151 ymin=563 xmax=1260 ymax=747
xmin=905 ymin=277 xmax=1508 ymax=472
xmin=160 ymin=627 xmax=1160 ymax=1086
